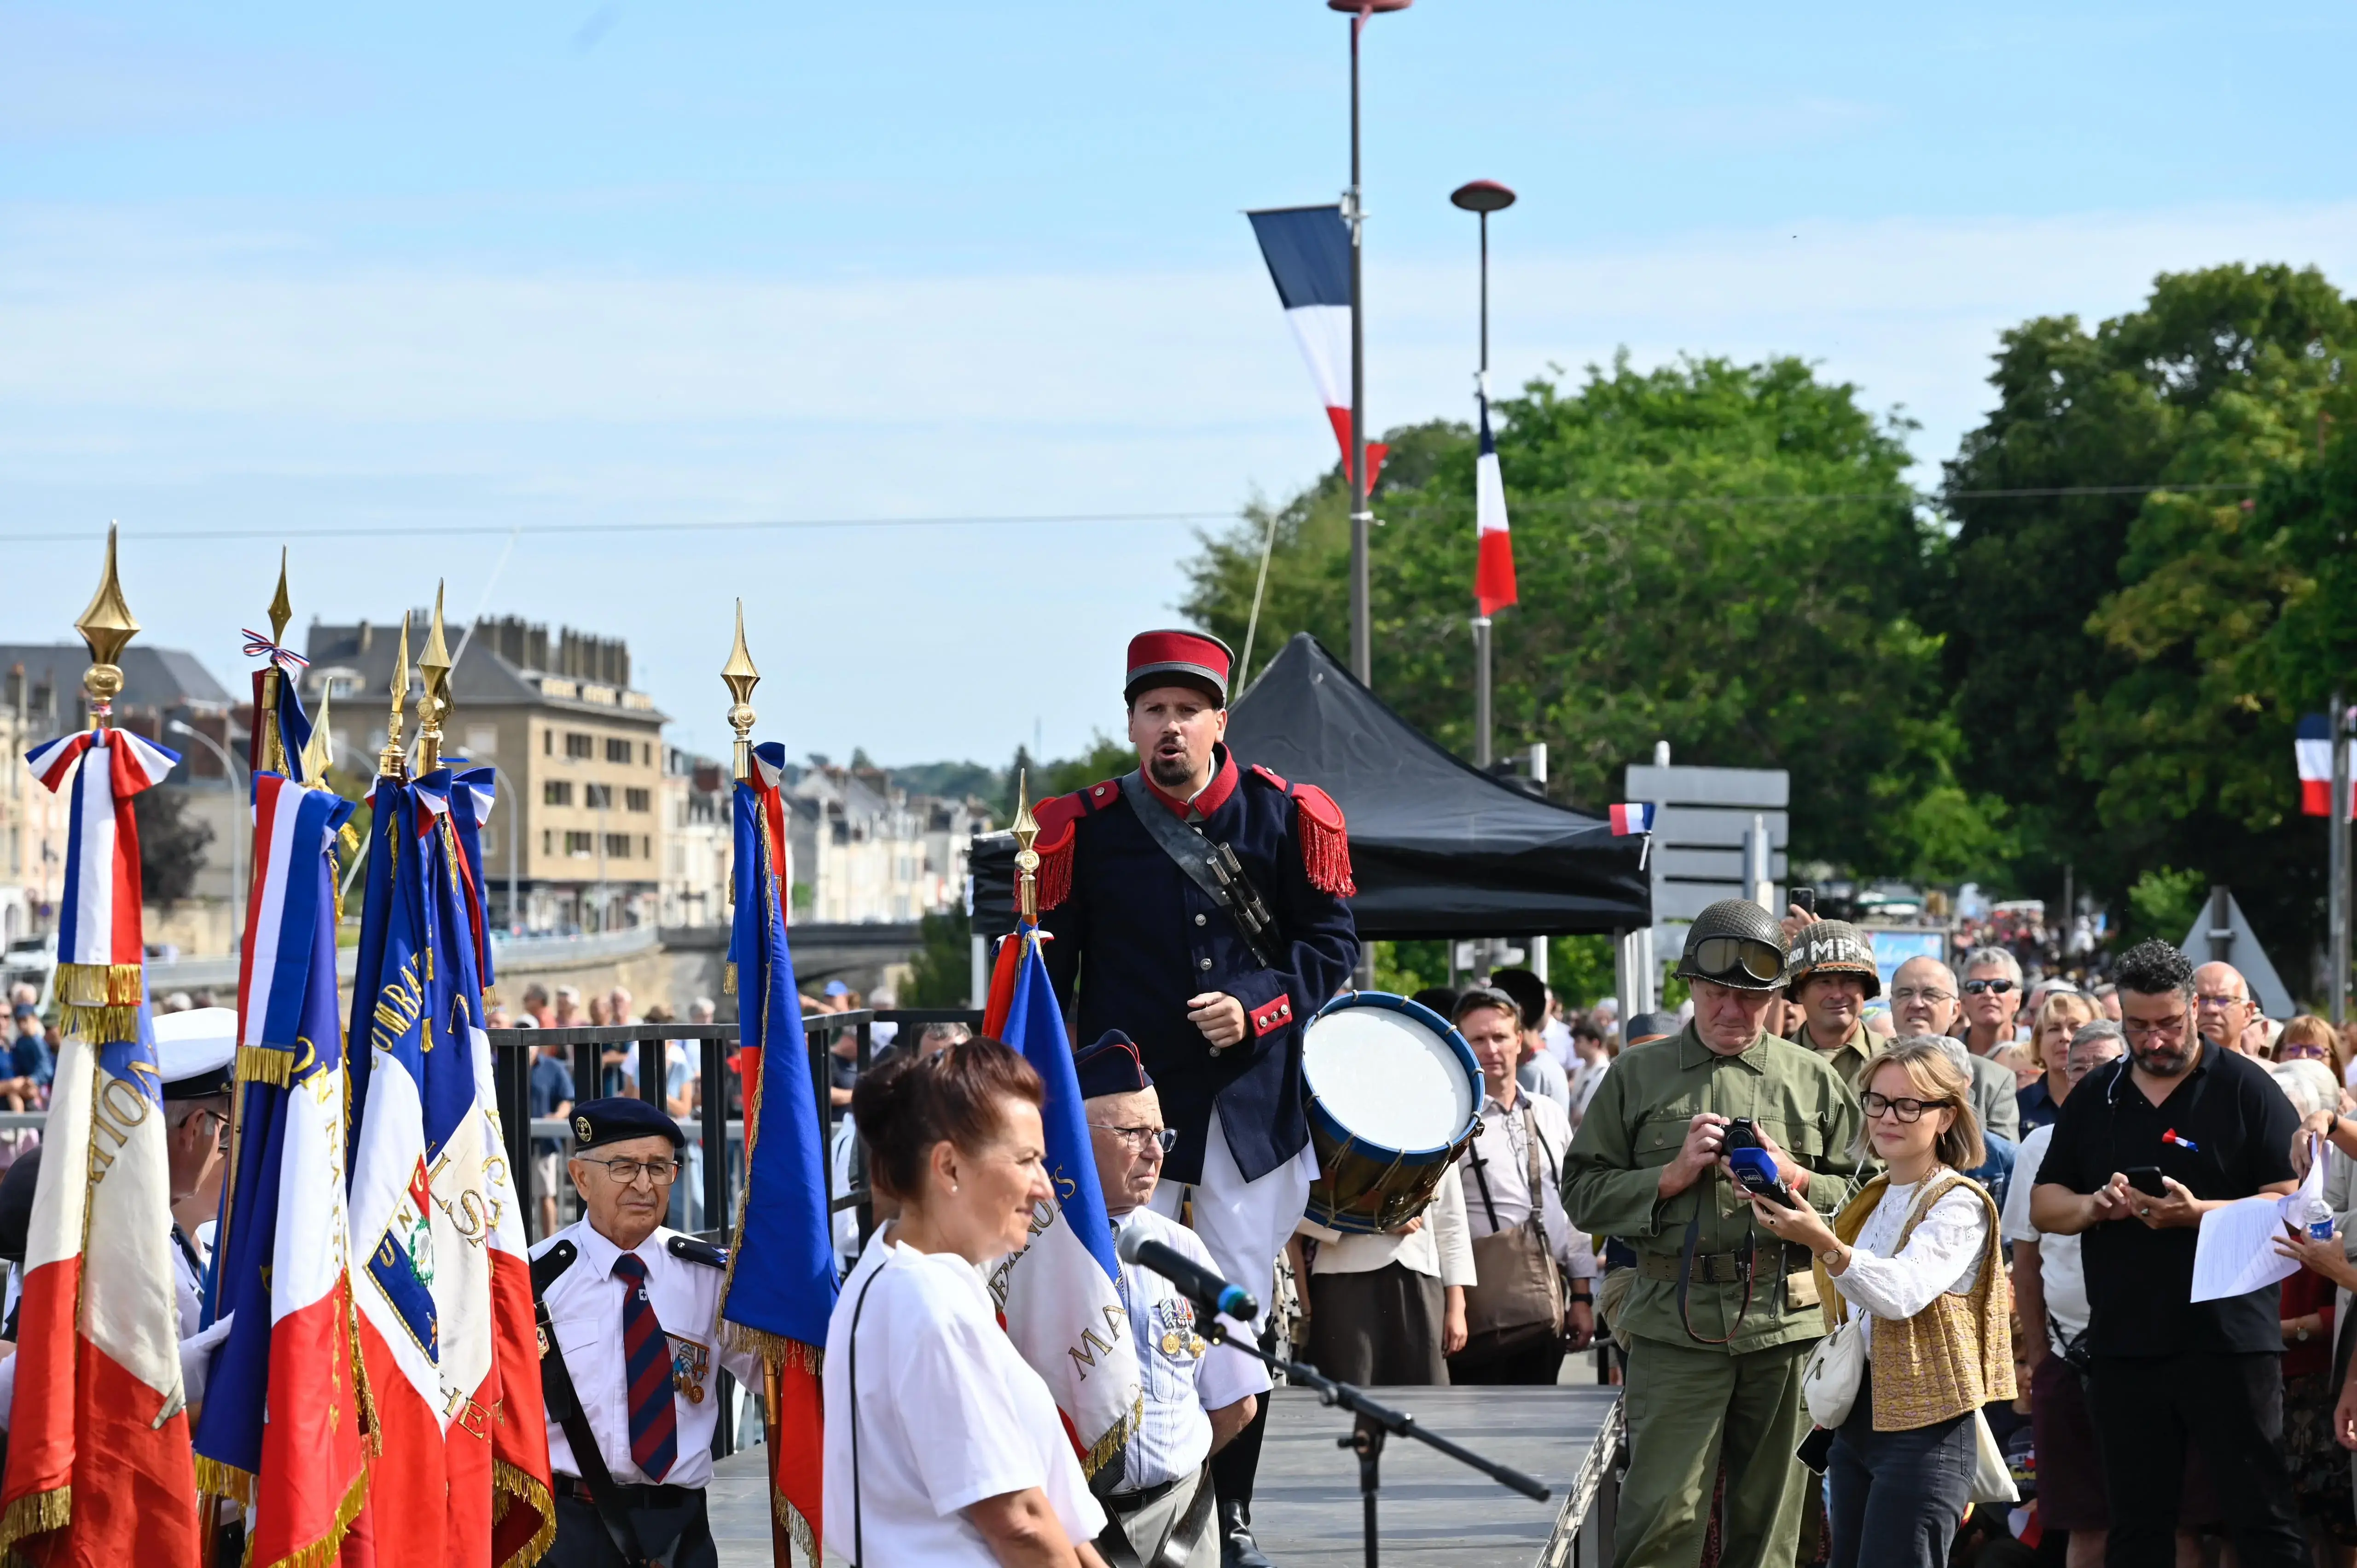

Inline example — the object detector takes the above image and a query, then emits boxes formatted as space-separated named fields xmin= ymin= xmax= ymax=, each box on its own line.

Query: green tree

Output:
xmin=904 ymin=904 xmax=975 ymax=1007
xmin=1937 ymin=264 xmax=2356 ymax=959
xmin=1185 ymin=354 xmax=1973 ymax=880
xmin=134 ymin=786 xmax=215 ymax=906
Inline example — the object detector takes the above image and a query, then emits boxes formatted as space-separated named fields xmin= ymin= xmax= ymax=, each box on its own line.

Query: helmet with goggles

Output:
xmin=1672 ymin=899 xmax=1792 ymax=992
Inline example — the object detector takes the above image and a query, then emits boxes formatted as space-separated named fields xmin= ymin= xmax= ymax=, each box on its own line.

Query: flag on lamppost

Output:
xmin=1247 ymin=204 xmax=1389 ymax=493
xmin=1474 ymin=394 xmax=1516 ymax=616
xmin=2296 ymin=714 xmax=2356 ymax=819
xmin=718 ymin=739 xmax=835 ymax=1561
xmin=3 ymin=721 xmax=202 ymax=1568
xmin=192 ymin=771 xmax=371 ymax=1564
xmin=982 ymin=906 xmax=1143 ymax=1478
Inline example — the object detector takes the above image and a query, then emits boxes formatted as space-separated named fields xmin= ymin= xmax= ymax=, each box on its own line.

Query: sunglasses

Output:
xmin=1961 ymin=978 xmax=2016 ymax=995
xmin=1691 ymin=936 xmax=1786 ymax=984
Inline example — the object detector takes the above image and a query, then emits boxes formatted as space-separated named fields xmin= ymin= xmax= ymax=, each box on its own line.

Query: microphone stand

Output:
xmin=1195 ymin=1309 xmax=1550 ymax=1568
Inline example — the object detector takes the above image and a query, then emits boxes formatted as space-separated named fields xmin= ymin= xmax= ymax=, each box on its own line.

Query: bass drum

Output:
xmin=1300 ymin=991 xmax=1482 ymax=1235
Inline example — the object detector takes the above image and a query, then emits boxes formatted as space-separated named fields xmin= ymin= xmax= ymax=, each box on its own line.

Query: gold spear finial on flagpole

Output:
xmin=414 ymin=581 xmax=452 ymax=773
xmin=74 ymin=523 xmax=140 ymax=731
xmin=257 ymin=549 xmax=295 ymax=776
xmin=300 ymin=687 xmax=335 ymax=787
xmin=378 ymin=612 xmax=412 ymax=780
xmin=1012 ymin=769 xmax=1040 ymax=925
xmin=721 ymin=599 xmax=760 ymax=783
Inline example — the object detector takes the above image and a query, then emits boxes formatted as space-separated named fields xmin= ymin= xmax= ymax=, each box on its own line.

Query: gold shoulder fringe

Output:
xmin=236 ymin=1044 xmax=296 ymax=1089
xmin=492 ymin=1459 xmax=557 ymax=1568
xmin=253 ymin=1465 xmax=368 ymax=1568
xmin=1078 ymin=1393 xmax=1145 ymax=1480
xmin=0 ymin=1482 xmax=71 ymax=1563
xmin=193 ymin=1454 xmax=257 ymax=1508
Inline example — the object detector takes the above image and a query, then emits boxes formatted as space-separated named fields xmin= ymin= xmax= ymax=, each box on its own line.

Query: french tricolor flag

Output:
xmin=1609 ymin=802 xmax=1655 ymax=836
xmin=1247 ymin=205 xmax=1387 ymax=492
xmin=2296 ymin=714 xmax=2356 ymax=819
xmin=1475 ymin=394 xmax=1516 ymax=616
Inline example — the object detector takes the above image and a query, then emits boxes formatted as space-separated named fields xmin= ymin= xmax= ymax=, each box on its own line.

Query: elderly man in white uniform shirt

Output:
xmin=1078 ymin=1034 xmax=1268 ymax=1568
xmin=1447 ymin=986 xmax=1597 ymax=1385
xmin=531 ymin=1097 xmax=760 ymax=1568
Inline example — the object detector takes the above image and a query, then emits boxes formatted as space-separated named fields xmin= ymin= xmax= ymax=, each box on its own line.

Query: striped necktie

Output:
xmin=612 ymin=1253 xmax=678 ymax=1481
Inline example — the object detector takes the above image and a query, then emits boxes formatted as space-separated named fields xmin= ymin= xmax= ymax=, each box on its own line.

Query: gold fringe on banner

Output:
xmin=235 ymin=1045 xmax=296 ymax=1089
xmin=0 ymin=1483 xmax=71 ymax=1562
xmin=1079 ymin=1394 xmax=1144 ymax=1480
xmin=717 ymin=1322 xmax=822 ymax=1372
xmin=193 ymin=1455 xmax=257 ymax=1508
xmin=255 ymin=1467 xmax=368 ymax=1568
xmin=492 ymin=1459 xmax=557 ymax=1568
xmin=60 ymin=1002 xmax=140 ymax=1043
xmin=55 ymin=961 xmax=143 ymax=1007
xmin=777 ymin=1495 xmax=819 ymax=1568
xmin=721 ymin=962 xmax=737 ymax=997
xmin=348 ymin=1295 xmax=382 ymax=1458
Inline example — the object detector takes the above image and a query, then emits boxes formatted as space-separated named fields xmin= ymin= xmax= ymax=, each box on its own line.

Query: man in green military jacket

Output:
xmin=1563 ymin=900 xmax=1864 ymax=1568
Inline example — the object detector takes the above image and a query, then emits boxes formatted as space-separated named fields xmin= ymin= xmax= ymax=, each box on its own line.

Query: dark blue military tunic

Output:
xmin=1037 ymin=746 xmax=1359 ymax=1185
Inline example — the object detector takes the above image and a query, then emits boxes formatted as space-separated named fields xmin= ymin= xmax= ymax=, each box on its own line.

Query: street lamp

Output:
xmin=167 ymin=719 xmax=246 ymax=954
xmin=1328 ymin=0 xmax=1411 ymax=688
xmin=1450 ymin=177 xmax=1515 ymax=769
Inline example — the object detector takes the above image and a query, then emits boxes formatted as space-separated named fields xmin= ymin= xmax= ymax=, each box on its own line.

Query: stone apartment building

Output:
xmin=661 ymin=747 xmax=732 ymax=928
xmin=784 ymin=763 xmax=989 ymax=924
xmin=302 ymin=616 xmax=668 ymax=934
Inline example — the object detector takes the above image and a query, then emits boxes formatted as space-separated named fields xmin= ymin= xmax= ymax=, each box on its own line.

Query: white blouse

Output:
xmin=822 ymin=1229 xmax=1105 ymax=1566
xmin=1833 ymin=1177 xmax=1990 ymax=1359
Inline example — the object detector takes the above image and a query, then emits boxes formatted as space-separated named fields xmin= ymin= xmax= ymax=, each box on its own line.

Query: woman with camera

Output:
xmin=1743 ymin=1037 xmax=2014 ymax=1568
xmin=822 ymin=1039 xmax=1108 ymax=1568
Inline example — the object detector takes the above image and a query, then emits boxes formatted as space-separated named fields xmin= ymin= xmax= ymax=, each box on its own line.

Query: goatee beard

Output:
xmin=1147 ymin=753 xmax=1195 ymax=789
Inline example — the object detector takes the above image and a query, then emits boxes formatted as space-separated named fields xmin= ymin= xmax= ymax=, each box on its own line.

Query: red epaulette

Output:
xmin=1030 ymin=778 xmax=1124 ymax=911
xmin=1248 ymin=765 xmax=1357 ymax=898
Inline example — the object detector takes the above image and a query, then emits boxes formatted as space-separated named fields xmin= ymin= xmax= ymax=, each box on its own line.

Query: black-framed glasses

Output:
xmin=1961 ymin=978 xmax=2015 ymax=996
xmin=1862 ymin=1092 xmax=1953 ymax=1123
xmin=1691 ymin=936 xmax=1785 ymax=983
xmin=1091 ymin=1123 xmax=1178 ymax=1155
xmin=576 ymin=1156 xmax=681 ymax=1187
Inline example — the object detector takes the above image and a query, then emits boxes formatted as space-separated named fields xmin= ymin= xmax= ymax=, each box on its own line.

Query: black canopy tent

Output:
xmin=970 ymin=632 xmax=1650 ymax=941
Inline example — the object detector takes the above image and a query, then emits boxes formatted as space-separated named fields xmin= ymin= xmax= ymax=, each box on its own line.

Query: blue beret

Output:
xmin=1074 ymin=1031 xmax=1152 ymax=1100
xmin=569 ymin=1096 xmax=686 ymax=1153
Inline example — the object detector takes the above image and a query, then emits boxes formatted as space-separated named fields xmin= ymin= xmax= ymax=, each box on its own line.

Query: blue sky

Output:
xmin=6 ymin=2 xmax=2356 ymax=769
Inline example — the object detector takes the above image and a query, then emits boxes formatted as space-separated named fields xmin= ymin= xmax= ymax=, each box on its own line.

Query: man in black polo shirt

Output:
xmin=2031 ymin=940 xmax=2303 ymax=1568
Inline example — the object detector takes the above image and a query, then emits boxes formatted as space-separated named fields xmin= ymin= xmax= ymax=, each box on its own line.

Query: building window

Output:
xmin=584 ymin=783 xmax=613 ymax=810
xmin=542 ymin=830 xmax=553 ymax=855
xmin=642 ymin=741 xmax=652 ymax=766
xmin=604 ymin=833 xmax=632 ymax=859
xmin=543 ymin=781 xmax=573 ymax=807
xmin=605 ymin=738 xmax=633 ymax=765
xmin=465 ymin=725 xmax=498 ymax=758
xmin=481 ymin=828 xmax=496 ymax=857
xmin=565 ymin=831 xmax=594 ymax=856
xmin=625 ymin=787 xmax=650 ymax=813
xmin=565 ymin=732 xmax=593 ymax=760
xmin=640 ymin=834 xmax=651 ymax=860
xmin=543 ymin=730 xmax=553 ymax=755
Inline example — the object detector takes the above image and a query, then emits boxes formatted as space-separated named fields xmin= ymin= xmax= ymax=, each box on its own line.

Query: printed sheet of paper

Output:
xmin=2189 ymin=1142 xmax=2326 ymax=1303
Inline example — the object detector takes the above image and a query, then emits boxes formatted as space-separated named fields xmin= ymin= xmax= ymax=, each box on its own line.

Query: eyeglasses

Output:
xmin=1091 ymin=1123 xmax=1178 ymax=1155
xmin=1862 ymin=1092 xmax=1954 ymax=1123
xmin=1890 ymin=986 xmax=1954 ymax=1005
xmin=577 ymin=1156 xmax=681 ymax=1187
xmin=1961 ymin=978 xmax=2015 ymax=996
xmin=2194 ymin=995 xmax=2251 ymax=1011
xmin=1690 ymin=937 xmax=1785 ymax=983
xmin=2278 ymin=1043 xmax=2328 ymax=1062
xmin=2121 ymin=1012 xmax=2193 ymax=1042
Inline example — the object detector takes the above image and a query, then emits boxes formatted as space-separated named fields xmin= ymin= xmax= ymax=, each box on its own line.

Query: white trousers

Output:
xmin=1147 ymin=1105 xmax=1315 ymax=1369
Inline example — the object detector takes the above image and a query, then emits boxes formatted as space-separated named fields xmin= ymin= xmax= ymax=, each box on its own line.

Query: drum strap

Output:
xmin=1119 ymin=772 xmax=1284 ymax=971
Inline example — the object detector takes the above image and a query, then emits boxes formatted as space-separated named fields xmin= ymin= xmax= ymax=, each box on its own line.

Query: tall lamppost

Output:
xmin=1450 ymin=177 xmax=1515 ymax=768
xmin=168 ymin=718 xmax=246 ymax=952
xmin=1329 ymin=0 xmax=1411 ymax=687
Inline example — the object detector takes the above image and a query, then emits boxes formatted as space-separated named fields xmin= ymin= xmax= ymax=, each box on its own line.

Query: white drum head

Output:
xmin=1301 ymin=1005 xmax=1474 ymax=1152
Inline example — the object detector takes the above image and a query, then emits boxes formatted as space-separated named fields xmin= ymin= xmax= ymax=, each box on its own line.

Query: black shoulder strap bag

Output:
xmin=1118 ymin=772 xmax=1284 ymax=971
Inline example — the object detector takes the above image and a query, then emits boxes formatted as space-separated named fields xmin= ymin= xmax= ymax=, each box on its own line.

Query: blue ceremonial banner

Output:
xmin=987 ymin=920 xmax=1141 ymax=1473
xmin=721 ymin=741 xmax=837 ymax=1354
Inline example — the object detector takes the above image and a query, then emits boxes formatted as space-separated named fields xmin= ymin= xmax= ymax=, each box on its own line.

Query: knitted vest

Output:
xmin=1819 ymin=1170 xmax=2016 ymax=1431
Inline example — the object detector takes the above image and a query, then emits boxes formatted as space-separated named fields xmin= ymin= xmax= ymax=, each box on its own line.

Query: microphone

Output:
xmin=1115 ymin=1227 xmax=1259 ymax=1322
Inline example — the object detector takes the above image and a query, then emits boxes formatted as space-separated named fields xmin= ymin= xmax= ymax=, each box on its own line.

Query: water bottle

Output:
xmin=2293 ymin=1186 xmax=2335 ymax=1241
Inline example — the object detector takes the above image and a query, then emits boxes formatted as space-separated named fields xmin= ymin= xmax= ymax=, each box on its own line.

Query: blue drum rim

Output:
xmin=1301 ymin=989 xmax=1483 ymax=1161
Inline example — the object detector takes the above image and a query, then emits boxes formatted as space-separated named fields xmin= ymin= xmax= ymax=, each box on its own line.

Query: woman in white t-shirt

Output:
xmin=824 ymin=1039 xmax=1109 ymax=1568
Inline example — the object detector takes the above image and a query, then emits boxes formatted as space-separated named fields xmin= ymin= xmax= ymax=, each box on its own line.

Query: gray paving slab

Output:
xmin=709 ymin=1382 xmax=1619 ymax=1567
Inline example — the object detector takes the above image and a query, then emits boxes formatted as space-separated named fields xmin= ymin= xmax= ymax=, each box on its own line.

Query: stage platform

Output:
xmin=710 ymin=1383 xmax=1624 ymax=1567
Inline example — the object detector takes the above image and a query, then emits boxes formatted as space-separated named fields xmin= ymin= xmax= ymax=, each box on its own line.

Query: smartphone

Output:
xmin=2123 ymin=1166 xmax=2169 ymax=1198
xmin=1791 ymin=887 xmax=1817 ymax=918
